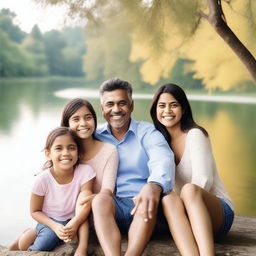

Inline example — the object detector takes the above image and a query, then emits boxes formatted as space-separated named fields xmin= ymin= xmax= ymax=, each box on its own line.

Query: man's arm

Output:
xmin=131 ymin=124 xmax=175 ymax=221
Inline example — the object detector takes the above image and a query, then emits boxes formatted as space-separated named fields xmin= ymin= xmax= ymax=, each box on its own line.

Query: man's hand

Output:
xmin=130 ymin=183 xmax=162 ymax=222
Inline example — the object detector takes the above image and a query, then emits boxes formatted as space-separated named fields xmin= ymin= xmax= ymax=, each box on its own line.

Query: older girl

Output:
xmin=60 ymin=98 xmax=118 ymax=197
xmin=150 ymin=83 xmax=234 ymax=256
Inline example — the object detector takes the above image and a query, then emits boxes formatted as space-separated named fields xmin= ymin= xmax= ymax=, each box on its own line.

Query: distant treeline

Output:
xmin=0 ymin=8 xmax=205 ymax=90
xmin=0 ymin=8 xmax=86 ymax=77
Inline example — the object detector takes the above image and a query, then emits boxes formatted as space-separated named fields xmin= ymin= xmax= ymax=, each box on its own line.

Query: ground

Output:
xmin=1 ymin=216 xmax=255 ymax=255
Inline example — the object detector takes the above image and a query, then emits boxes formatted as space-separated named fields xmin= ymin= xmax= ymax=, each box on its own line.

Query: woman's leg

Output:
xmin=162 ymin=191 xmax=199 ymax=256
xmin=8 ymin=228 xmax=36 ymax=251
xmin=180 ymin=183 xmax=224 ymax=256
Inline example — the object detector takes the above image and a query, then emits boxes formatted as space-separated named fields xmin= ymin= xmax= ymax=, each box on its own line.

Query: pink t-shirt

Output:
xmin=32 ymin=164 xmax=95 ymax=221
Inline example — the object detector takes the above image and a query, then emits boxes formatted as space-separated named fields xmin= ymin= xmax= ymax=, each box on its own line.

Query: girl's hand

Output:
xmin=62 ymin=219 xmax=79 ymax=242
xmin=52 ymin=222 xmax=69 ymax=241
xmin=79 ymin=194 xmax=95 ymax=206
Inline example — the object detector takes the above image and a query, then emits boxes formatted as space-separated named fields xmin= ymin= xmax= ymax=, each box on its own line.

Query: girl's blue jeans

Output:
xmin=28 ymin=218 xmax=70 ymax=251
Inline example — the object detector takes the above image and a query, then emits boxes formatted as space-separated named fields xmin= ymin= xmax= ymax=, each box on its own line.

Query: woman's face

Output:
xmin=68 ymin=105 xmax=95 ymax=140
xmin=156 ymin=93 xmax=183 ymax=130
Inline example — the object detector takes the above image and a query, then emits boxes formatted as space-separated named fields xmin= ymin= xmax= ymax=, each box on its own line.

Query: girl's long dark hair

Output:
xmin=150 ymin=83 xmax=208 ymax=146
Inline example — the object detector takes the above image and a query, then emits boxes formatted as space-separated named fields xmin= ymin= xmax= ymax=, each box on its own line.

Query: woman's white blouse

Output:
xmin=175 ymin=128 xmax=233 ymax=210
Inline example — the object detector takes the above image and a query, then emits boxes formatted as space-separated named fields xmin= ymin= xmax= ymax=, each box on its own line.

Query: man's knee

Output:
xmin=92 ymin=193 xmax=114 ymax=214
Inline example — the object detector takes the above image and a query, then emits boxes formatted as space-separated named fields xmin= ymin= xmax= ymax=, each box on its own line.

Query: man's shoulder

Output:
xmin=96 ymin=122 xmax=108 ymax=133
xmin=133 ymin=120 xmax=155 ymax=133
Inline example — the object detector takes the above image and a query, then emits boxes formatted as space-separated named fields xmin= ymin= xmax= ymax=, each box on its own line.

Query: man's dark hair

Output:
xmin=100 ymin=78 xmax=133 ymax=102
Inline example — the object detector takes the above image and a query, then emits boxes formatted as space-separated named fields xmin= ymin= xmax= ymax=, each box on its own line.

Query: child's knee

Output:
xmin=29 ymin=227 xmax=60 ymax=251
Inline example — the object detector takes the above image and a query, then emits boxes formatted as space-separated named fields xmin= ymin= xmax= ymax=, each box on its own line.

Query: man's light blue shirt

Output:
xmin=96 ymin=119 xmax=175 ymax=198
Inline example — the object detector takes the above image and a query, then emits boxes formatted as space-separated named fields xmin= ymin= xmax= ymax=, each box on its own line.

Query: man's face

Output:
xmin=101 ymin=89 xmax=134 ymax=132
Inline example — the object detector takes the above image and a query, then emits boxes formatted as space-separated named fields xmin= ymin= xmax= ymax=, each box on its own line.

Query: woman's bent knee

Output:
xmin=162 ymin=192 xmax=186 ymax=214
xmin=180 ymin=183 xmax=202 ymax=202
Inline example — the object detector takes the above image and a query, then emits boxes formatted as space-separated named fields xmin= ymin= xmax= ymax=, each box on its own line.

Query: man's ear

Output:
xmin=131 ymin=100 xmax=134 ymax=112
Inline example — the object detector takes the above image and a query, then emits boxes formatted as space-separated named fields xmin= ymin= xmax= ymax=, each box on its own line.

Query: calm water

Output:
xmin=0 ymin=78 xmax=255 ymax=246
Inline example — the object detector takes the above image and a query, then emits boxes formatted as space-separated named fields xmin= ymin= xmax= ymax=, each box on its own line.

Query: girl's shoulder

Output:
xmin=76 ymin=163 xmax=94 ymax=172
xmin=98 ymin=141 xmax=117 ymax=154
xmin=34 ymin=168 xmax=51 ymax=180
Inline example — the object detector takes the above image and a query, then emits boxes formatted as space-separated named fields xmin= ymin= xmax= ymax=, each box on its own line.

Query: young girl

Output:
xmin=150 ymin=83 xmax=234 ymax=256
xmin=9 ymin=127 xmax=95 ymax=256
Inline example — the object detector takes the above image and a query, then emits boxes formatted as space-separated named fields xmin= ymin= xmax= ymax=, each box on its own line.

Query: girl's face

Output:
xmin=68 ymin=106 xmax=95 ymax=140
xmin=46 ymin=134 xmax=78 ymax=172
xmin=156 ymin=93 xmax=183 ymax=130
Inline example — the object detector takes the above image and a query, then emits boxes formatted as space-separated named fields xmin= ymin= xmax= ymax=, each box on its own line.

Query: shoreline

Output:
xmin=54 ymin=88 xmax=256 ymax=104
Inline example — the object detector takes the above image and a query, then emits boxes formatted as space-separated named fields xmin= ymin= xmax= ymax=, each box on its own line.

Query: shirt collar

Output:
xmin=98 ymin=119 xmax=136 ymax=135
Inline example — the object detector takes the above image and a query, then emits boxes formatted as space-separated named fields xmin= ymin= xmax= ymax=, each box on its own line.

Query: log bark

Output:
xmin=202 ymin=0 xmax=256 ymax=81
xmin=1 ymin=216 xmax=256 ymax=255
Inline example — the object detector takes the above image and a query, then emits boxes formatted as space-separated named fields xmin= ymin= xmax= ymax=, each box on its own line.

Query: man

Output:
xmin=92 ymin=78 xmax=175 ymax=256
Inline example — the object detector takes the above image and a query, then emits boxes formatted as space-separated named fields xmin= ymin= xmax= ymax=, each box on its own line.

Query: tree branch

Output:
xmin=204 ymin=0 xmax=256 ymax=80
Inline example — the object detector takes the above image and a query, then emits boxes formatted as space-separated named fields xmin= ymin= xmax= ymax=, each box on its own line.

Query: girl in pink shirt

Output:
xmin=9 ymin=127 xmax=95 ymax=256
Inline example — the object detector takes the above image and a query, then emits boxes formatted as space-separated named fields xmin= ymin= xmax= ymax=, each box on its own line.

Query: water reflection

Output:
xmin=0 ymin=78 xmax=255 ymax=246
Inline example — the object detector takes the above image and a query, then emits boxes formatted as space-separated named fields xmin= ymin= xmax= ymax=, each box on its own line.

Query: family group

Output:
xmin=9 ymin=78 xmax=234 ymax=256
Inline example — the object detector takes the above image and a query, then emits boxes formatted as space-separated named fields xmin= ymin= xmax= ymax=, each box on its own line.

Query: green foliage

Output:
xmin=0 ymin=8 xmax=26 ymax=43
xmin=0 ymin=30 xmax=38 ymax=76
xmin=36 ymin=0 xmax=256 ymax=90
xmin=0 ymin=8 xmax=86 ymax=78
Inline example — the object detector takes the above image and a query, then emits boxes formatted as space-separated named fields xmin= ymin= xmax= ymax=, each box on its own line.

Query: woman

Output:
xmin=150 ymin=83 xmax=234 ymax=256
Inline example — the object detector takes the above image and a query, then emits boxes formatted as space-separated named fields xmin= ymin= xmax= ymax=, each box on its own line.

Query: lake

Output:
xmin=0 ymin=78 xmax=255 ymax=246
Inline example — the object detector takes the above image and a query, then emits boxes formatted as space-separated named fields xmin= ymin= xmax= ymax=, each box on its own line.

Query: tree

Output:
xmin=36 ymin=0 xmax=256 ymax=90
xmin=0 ymin=8 xmax=26 ymax=43
xmin=22 ymin=25 xmax=48 ymax=75
xmin=0 ymin=30 xmax=41 ymax=77
xmin=43 ymin=30 xmax=66 ymax=75
xmin=201 ymin=0 xmax=256 ymax=80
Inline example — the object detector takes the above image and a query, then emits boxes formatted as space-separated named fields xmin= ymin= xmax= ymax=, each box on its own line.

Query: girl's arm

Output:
xmin=64 ymin=178 xmax=95 ymax=238
xmin=100 ymin=147 xmax=118 ymax=196
xmin=30 ymin=193 xmax=68 ymax=241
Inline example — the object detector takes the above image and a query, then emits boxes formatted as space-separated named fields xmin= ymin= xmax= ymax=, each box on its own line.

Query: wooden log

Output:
xmin=1 ymin=216 xmax=255 ymax=255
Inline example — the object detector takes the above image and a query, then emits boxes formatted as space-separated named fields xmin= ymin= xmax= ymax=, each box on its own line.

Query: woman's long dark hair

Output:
xmin=150 ymin=83 xmax=208 ymax=146
xmin=61 ymin=98 xmax=97 ymax=139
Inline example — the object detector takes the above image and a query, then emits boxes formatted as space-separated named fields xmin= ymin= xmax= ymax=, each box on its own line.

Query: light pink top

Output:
xmin=32 ymin=164 xmax=95 ymax=221
xmin=82 ymin=142 xmax=118 ymax=194
xmin=176 ymin=128 xmax=233 ymax=210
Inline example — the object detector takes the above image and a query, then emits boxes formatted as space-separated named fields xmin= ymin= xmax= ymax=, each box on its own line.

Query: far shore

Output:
xmin=55 ymin=88 xmax=256 ymax=104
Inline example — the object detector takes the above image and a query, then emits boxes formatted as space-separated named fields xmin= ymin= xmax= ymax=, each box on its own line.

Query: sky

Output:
xmin=0 ymin=0 xmax=71 ymax=33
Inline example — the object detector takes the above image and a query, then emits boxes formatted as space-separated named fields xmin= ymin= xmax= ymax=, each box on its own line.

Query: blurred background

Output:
xmin=0 ymin=0 xmax=255 ymax=246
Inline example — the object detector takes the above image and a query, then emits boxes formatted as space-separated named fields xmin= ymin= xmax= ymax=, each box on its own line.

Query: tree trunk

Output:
xmin=203 ymin=0 xmax=256 ymax=81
